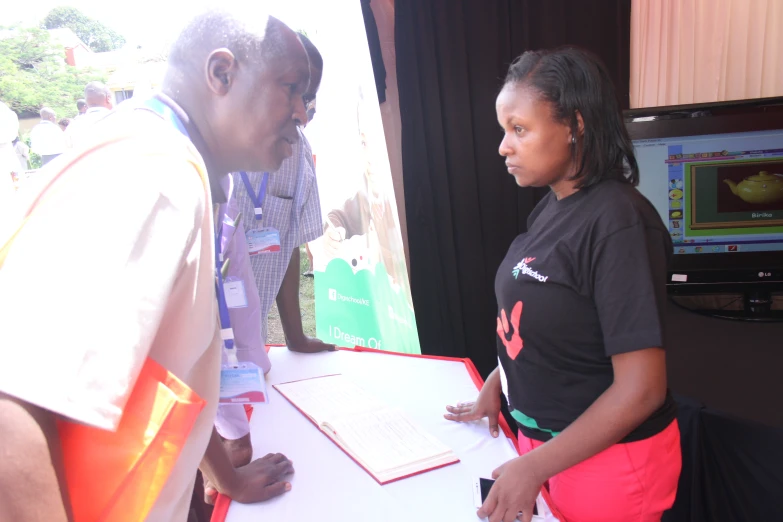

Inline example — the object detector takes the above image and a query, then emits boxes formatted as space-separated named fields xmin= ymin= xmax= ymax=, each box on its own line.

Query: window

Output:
xmin=113 ymin=89 xmax=135 ymax=103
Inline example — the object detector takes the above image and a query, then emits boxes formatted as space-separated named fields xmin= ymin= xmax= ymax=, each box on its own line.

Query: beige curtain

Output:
xmin=630 ymin=0 xmax=783 ymax=108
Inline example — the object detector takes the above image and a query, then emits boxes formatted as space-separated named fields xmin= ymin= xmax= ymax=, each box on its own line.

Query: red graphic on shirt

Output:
xmin=523 ymin=257 xmax=535 ymax=264
xmin=497 ymin=301 xmax=524 ymax=360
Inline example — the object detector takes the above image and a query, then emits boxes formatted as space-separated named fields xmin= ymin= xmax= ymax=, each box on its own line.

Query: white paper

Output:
xmin=275 ymin=375 xmax=385 ymax=424
xmin=326 ymin=407 xmax=452 ymax=474
xmin=224 ymin=280 xmax=248 ymax=308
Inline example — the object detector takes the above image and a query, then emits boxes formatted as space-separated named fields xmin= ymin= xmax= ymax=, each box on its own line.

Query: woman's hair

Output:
xmin=504 ymin=47 xmax=638 ymax=188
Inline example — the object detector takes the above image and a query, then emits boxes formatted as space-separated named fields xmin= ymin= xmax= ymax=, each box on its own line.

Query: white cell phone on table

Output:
xmin=473 ymin=477 xmax=542 ymax=519
xmin=473 ymin=477 xmax=495 ymax=509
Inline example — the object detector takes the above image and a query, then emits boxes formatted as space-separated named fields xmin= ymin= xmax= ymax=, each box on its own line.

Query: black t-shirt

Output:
xmin=495 ymin=179 xmax=677 ymax=443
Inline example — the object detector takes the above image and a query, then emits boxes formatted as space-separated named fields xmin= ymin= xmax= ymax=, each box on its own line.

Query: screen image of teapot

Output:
xmin=723 ymin=171 xmax=783 ymax=205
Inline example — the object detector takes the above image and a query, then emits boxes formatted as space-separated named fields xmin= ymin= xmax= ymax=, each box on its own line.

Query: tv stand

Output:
xmin=680 ymin=290 xmax=783 ymax=322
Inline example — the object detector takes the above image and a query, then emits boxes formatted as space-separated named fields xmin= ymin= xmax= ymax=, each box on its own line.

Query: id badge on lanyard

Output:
xmin=214 ymin=205 xmax=267 ymax=404
xmin=240 ymin=172 xmax=282 ymax=255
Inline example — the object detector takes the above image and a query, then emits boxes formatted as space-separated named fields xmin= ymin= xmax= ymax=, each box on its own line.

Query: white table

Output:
xmin=214 ymin=347 xmax=520 ymax=522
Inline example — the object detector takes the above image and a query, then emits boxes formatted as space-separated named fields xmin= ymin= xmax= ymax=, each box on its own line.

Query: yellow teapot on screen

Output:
xmin=723 ymin=171 xmax=783 ymax=204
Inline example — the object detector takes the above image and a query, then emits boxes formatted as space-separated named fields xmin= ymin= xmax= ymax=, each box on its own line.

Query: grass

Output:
xmin=298 ymin=245 xmax=317 ymax=337
xmin=265 ymin=245 xmax=316 ymax=344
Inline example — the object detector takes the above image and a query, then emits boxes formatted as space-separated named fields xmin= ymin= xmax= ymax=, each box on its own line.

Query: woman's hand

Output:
xmin=478 ymin=455 xmax=543 ymax=522
xmin=443 ymin=367 xmax=502 ymax=437
xmin=323 ymin=225 xmax=346 ymax=258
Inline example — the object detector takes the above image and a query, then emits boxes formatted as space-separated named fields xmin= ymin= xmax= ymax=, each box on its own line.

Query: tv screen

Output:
xmin=635 ymin=128 xmax=783 ymax=256
xmin=626 ymin=98 xmax=783 ymax=291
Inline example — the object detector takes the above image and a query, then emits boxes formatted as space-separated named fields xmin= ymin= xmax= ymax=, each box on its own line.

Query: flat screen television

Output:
xmin=625 ymin=97 xmax=783 ymax=319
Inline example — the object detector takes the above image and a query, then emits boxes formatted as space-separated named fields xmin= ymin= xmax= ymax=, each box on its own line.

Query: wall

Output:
xmin=68 ymin=45 xmax=92 ymax=68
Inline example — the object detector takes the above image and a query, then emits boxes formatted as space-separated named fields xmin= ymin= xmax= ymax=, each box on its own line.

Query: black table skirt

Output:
xmin=664 ymin=395 xmax=783 ymax=522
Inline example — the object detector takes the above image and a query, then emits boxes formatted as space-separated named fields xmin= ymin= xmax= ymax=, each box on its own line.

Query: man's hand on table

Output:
xmin=204 ymin=453 xmax=294 ymax=505
xmin=204 ymin=432 xmax=252 ymax=503
xmin=288 ymin=336 xmax=336 ymax=353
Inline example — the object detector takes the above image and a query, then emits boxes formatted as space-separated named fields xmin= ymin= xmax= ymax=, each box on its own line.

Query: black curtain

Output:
xmin=361 ymin=0 xmax=387 ymax=103
xmin=395 ymin=0 xmax=632 ymax=377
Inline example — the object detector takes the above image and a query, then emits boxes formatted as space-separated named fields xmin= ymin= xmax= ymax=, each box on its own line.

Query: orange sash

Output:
xmin=57 ymin=358 xmax=205 ymax=521
xmin=1 ymin=132 xmax=211 ymax=521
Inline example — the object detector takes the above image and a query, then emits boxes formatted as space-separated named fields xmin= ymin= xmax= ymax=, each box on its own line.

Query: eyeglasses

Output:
xmin=303 ymin=95 xmax=317 ymax=123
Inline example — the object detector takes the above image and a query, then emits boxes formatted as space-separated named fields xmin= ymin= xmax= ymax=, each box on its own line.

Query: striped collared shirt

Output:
xmin=232 ymin=127 xmax=323 ymax=344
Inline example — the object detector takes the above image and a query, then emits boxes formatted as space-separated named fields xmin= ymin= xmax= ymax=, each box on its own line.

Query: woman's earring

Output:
xmin=571 ymin=135 xmax=577 ymax=145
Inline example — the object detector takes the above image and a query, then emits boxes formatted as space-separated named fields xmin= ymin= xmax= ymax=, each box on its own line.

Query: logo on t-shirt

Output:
xmin=497 ymin=301 xmax=523 ymax=360
xmin=512 ymin=256 xmax=548 ymax=282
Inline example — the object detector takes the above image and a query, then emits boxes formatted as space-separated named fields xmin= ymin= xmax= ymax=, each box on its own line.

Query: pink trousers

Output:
xmin=518 ymin=420 xmax=681 ymax=522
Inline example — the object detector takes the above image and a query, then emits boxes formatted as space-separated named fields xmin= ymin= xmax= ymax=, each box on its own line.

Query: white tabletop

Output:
xmin=217 ymin=348 xmax=520 ymax=522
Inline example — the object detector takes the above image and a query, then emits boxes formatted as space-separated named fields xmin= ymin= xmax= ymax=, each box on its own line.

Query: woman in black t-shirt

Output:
xmin=445 ymin=48 xmax=681 ymax=522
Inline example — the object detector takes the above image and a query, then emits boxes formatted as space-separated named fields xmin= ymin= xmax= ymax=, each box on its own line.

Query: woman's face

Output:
xmin=496 ymin=84 xmax=576 ymax=191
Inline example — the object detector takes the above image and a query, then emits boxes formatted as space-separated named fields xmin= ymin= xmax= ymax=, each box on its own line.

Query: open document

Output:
xmin=274 ymin=374 xmax=459 ymax=484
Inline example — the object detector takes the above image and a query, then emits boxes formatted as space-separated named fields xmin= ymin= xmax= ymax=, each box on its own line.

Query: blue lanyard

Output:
xmin=213 ymin=220 xmax=236 ymax=355
xmin=142 ymin=97 xmax=236 ymax=357
xmin=239 ymin=171 xmax=269 ymax=222
xmin=143 ymin=98 xmax=188 ymax=138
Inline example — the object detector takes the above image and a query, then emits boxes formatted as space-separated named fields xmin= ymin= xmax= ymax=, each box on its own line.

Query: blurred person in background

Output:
xmin=66 ymin=82 xmax=114 ymax=149
xmin=29 ymin=107 xmax=66 ymax=166
xmin=0 ymin=101 xmax=19 ymax=201
xmin=13 ymin=137 xmax=29 ymax=172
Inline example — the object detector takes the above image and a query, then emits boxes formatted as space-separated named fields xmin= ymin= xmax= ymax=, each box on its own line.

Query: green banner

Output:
xmin=315 ymin=258 xmax=420 ymax=353
xmin=303 ymin=2 xmax=421 ymax=354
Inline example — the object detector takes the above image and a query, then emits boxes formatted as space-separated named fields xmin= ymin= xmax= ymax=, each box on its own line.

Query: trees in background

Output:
xmin=42 ymin=6 xmax=126 ymax=53
xmin=0 ymin=27 xmax=106 ymax=118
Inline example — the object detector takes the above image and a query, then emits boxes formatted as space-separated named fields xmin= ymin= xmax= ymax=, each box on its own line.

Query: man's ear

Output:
xmin=206 ymin=49 xmax=237 ymax=95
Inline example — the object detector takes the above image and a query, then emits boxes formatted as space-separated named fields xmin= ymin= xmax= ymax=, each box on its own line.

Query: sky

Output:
xmin=3 ymin=0 xmax=323 ymax=51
